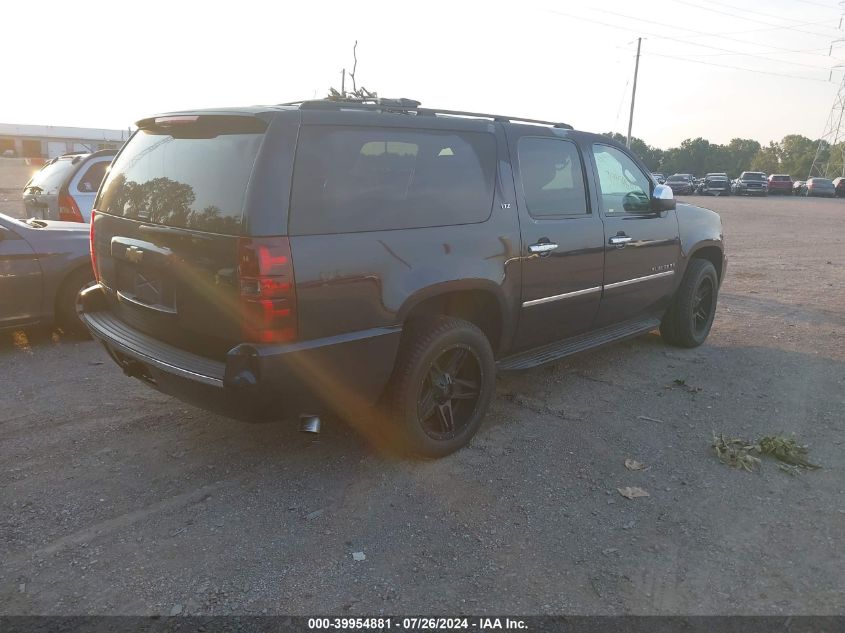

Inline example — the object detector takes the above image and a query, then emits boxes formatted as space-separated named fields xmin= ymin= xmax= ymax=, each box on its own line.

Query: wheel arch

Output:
xmin=53 ymin=261 xmax=95 ymax=319
xmin=688 ymin=244 xmax=724 ymax=282
xmin=396 ymin=280 xmax=511 ymax=357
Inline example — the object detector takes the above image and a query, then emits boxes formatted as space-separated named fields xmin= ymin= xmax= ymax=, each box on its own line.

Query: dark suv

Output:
xmin=733 ymin=171 xmax=768 ymax=196
xmin=80 ymin=100 xmax=726 ymax=457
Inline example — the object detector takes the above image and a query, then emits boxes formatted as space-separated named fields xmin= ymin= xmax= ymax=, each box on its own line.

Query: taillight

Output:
xmin=58 ymin=192 xmax=83 ymax=222
xmin=237 ymin=237 xmax=297 ymax=344
xmin=89 ymin=210 xmax=99 ymax=281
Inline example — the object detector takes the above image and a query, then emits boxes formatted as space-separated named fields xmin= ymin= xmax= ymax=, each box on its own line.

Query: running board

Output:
xmin=497 ymin=317 xmax=661 ymax=371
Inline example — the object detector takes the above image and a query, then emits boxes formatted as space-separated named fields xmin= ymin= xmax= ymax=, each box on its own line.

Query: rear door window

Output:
xmin=76 ymin=160 xmax=110 ymax=193
xmin=97 ymin=116 xmax=266 ymax=235
xmin=289 ymin=126 xmax=496 ymax=235
xmin=517 ymin=137 xmax=588 ymax=217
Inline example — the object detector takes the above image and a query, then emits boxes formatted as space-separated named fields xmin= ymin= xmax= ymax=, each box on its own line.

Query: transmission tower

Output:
xmin=809 ymin=16 xmax=845 ymax=179
xmin=808 ymin=72 xmax=845 ymax=179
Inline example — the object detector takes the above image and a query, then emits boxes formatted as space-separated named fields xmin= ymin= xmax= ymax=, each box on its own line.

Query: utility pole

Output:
xmin=626 ymin=37 xmax=642 ymax=149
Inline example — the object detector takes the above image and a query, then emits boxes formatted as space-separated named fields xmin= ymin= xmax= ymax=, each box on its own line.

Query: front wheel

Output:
xmin=383 ymin=317 xmax=496 ymax=458
xmin=660 ymin=259 xmax=719 ymax=348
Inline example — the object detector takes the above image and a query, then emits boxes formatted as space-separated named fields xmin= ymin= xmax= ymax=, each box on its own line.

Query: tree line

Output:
xmin=603 ymin=132 xmax=841 ymax=180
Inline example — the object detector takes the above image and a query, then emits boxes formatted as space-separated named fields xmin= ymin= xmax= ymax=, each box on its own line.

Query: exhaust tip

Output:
xmin=299 ymin=414 xmax=321 ymax=434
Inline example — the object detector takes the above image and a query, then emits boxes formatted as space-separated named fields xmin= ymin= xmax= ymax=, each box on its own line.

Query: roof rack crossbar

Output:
xmin=283 ymin=99 xmax=573 ymax=130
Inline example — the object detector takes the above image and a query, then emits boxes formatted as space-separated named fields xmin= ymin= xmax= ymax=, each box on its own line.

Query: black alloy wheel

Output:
xmin=417 ymin=344 xmax=482 ymax=441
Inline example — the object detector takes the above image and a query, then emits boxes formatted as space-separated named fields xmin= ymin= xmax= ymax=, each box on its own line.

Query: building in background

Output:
xmin=0 ymin=123 xmax=130 ymax=159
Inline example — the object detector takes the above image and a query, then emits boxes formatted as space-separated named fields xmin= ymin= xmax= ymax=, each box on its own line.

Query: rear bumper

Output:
xmin=80 ymin=284 xmax=402 ymax=422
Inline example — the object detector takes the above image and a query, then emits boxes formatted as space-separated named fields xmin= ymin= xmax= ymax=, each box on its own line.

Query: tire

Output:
xmin=660 ymin=259 xmax=719 ymax=348
xmin=56 ymin=267 xmax=95 ymax=335
xmin=383 ymin=317 xmax=496 ymax=458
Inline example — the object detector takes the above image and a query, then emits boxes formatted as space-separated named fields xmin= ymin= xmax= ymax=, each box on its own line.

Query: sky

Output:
xmin=3 ymin=0 xmax=844 ymax=149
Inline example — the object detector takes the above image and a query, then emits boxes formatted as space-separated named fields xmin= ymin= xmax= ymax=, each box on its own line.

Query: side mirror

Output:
xmin=651 ymin=184 xmax=676 ymax=212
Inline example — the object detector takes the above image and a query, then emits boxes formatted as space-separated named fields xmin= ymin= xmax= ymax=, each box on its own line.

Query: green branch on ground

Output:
xmin=711 ymin=433 xmax=820 ymax=474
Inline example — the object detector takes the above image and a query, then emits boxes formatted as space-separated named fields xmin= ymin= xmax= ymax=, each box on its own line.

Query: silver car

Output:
xmin=22 ymin=150 xmax=116 ymax=222
xmin=0 ymin=213 xmax=93 ymax=333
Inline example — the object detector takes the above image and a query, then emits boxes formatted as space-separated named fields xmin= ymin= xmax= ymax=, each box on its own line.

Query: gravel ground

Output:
xmin=1 ymin=194 xmax=843 ymax=615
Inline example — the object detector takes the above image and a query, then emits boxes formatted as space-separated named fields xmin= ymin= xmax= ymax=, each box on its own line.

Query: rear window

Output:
xmin=771 ymin=175 xmax=791 ymax=181
xmin=96 ymin=116 xmax=266 ymax=235
xmin=26 ymin=158 xmax=78 ymax=192
xmin=289 ymin=126 xmax=496 ymax=235
xmin=76 ymin=159 xmax=111 ymax=193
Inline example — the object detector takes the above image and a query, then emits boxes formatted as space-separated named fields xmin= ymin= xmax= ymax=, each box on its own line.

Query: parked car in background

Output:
xmin=697 ymin=173 xmax=731 ymax=196
xmin=22 ymin=150 xmax=116 ymax=223
xmin=798 ymin=178 xmax=836 ymax=197
xmin=832 ymin=177 xmax=845 ymax=197
xmin=767 ymin=174 xmax=793 ymax=195
xmin=80 ymin=100 xmax=725 ymax=458
xmin=0 ymin=214 xmax=94 ymax=333
xmin=733 ymin=171 xmax=768 ymax=196
xmin=651 ymin=172 xmax=666 ymax=184
xmin=792 ymin=180 xmax=804 ymax=195
xmin=665 ymin=173 xmax=696 ymax=195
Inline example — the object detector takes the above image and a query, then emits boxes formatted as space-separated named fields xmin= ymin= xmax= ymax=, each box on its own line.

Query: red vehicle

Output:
xmin=767 ymin=174 xmax=793 ymax=195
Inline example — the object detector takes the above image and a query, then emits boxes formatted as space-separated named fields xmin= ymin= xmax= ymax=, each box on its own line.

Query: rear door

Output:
xmin=589 ymin=143 xmax=680 ymax=327
xmin=92 ymin=114 xmax=270 ymax=359
xmin=507 ymin=130 xmax=605 ymax=351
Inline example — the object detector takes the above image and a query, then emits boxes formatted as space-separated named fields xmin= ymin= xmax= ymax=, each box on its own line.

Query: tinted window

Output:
xmin=517 ymin=138 xmax=588 ymax=217
xmin=26 ymin=158 xmax=78 ymax=193
xmin=76 ymin=160 xmax=110 ymax=193
xmin=592 ymin=144 xmax=651 ymax=214
xmin=290 ymin=126 xmax=496 ymax=235
xmin=97 ymin=117 xmax=265 ymax=235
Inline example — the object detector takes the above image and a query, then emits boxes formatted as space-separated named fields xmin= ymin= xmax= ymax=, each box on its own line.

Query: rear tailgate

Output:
xmin=92 ymin=114 xmax=269 ymax=359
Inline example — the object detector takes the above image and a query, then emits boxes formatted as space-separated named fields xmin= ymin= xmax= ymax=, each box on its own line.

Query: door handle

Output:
xmin=609 ymin=235 xmax=633 ymax=246
xmin=528 ymin=241 xmax=559 ymax=254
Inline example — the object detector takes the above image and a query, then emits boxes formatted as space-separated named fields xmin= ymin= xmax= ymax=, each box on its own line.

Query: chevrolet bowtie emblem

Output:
xmin=126 ymin=246 xmax=144 ymax=264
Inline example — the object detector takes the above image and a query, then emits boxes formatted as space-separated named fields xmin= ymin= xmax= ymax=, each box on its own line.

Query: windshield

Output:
xmin=810 ymin=178 xmax=833 ymax=185
xmin=667 ymin=175 xmax=687 ymax=182
xmin=24 ymin=158 xmax=79 ymax=193
xmin=740 ymin=172 xmax=766 ymax=181
xmin=97 ymin=117 xmax=266 ymax=235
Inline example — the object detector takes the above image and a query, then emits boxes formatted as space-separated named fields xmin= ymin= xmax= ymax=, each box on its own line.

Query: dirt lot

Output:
xmin=1 ymin=194 xmax=844 ymax=616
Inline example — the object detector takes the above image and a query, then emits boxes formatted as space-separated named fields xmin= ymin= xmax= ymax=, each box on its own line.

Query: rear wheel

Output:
xmin=660 ymin=259 xmax=719 ymax=348
xmin=56 ymin=267 xmax=95 ymax=335
xmin=383 ymin=317 xmax=495 ymax=458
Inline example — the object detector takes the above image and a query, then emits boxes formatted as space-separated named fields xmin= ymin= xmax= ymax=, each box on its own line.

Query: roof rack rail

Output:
xmin=280 ymin=98 xmax=574 ymax=130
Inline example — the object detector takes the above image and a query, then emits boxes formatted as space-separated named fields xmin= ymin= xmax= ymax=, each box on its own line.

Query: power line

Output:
xmin=687 ymin=17 xmax=844 ymax=37
xmin=677 ymin=45 xmax=831 ymax=57
xmin=546 ymin=8 xmax=838 ymax=75
xmin=635 ymin=49 xmax=832 ymax=82
xmin=586 ymin=6 xmax=841 ymax=66
xmin=706 ymin=0 xmax=842 ymax=29
xmin=673 ymin=0 xmax=841 ymax=39
xmin=792 ymin=0 xmax=842 ymax=8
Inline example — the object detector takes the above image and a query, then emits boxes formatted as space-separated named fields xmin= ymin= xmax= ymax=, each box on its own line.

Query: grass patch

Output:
xmin=711 ymin=433 xmax=820 ymax=473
